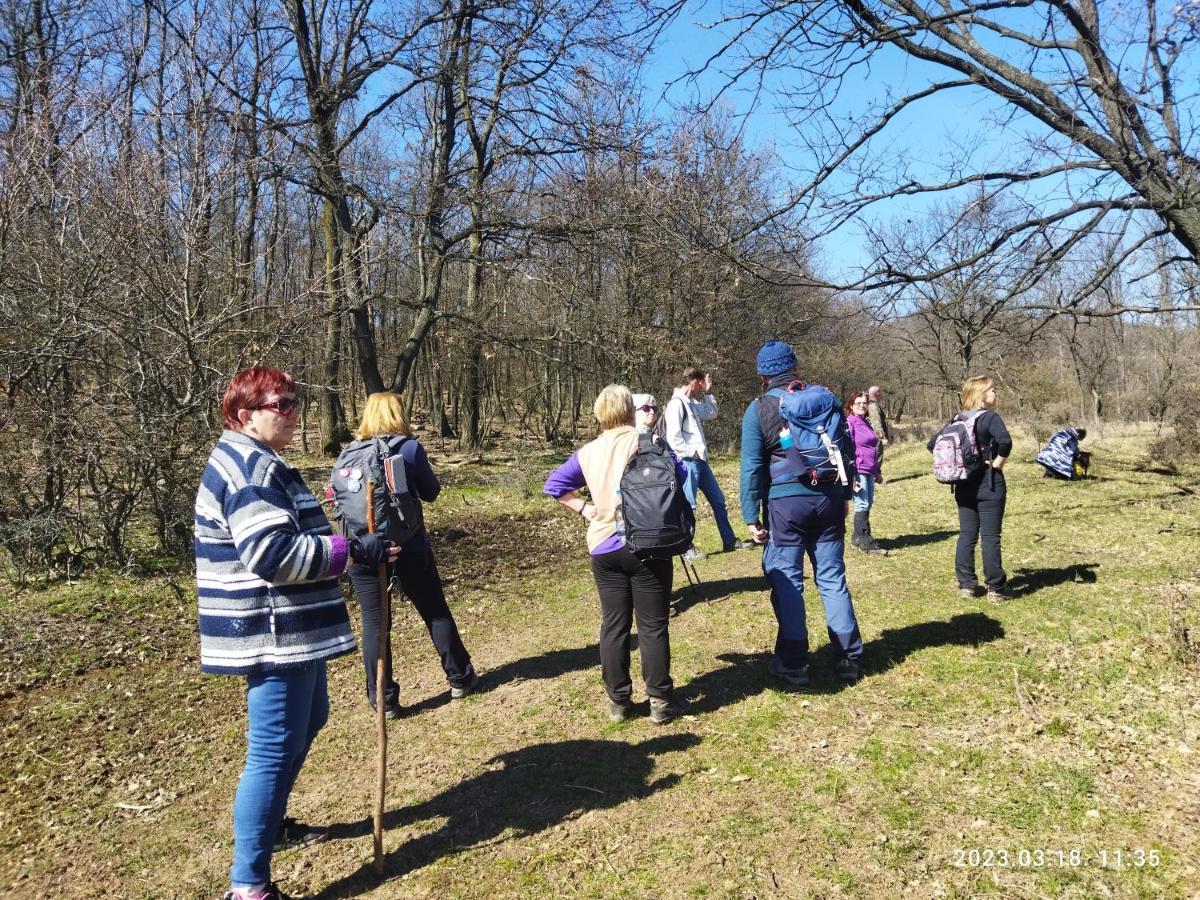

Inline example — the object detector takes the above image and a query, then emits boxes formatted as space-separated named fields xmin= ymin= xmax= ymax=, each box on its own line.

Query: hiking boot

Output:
xmin=768 ymin=656 xmax=810 ymax=687
xmin=450 ymin=669 xmax=480 ymax=700
xmin=649 ymin=696 xmax=682 ymax=724
xmin=682 ymin=547 xmax=706 ymax=563
xmin=958 ymin=584 xmax=984 ymax=599
xmin=274 ymin=818 xmax=327 ymax=852
xmin=987 ymin=587 xmax=1014 ymax=602
xmin=835 ymin=657 xmax=863 ymax=684
xmin=223 ymin=883 xmax=290 ymax=900
xmin=608 ymin=699 xmax=631 ymax=723
xmin=723 ymin=540 xmax=755 ymax=552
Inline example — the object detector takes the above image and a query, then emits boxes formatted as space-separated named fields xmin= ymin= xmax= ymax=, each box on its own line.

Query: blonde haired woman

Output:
xmin=930 ymin=376 xmax=1013 ymax=601
xmin=334 ymin=392 xmax=476 ymax=717
xmin=543 ymin=385 xmax=687 ymax=723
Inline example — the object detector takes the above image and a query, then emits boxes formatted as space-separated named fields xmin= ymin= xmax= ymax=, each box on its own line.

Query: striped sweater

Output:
xmin=195 ymin=430 xmax=355 ymax=675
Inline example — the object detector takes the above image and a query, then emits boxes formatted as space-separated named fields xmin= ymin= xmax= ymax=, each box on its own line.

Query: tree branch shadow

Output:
xmin=314 ymin=734 xmax=701 ymax=897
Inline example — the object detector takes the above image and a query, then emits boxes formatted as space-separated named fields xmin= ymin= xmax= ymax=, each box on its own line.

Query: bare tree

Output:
xmin=685 ymin=0 xmax=1200 ymax=314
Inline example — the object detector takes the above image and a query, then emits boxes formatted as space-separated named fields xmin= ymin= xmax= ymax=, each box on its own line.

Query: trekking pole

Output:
xmin=366 ymin=481 xmax=389 ymax=877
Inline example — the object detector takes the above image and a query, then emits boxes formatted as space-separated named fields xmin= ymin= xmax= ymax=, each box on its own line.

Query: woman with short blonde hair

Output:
xmin=594 ymin=384 xmax=635 ymax=430
xmin=332 ymin=392 xmax=477 ymax=718
xmin=543 ymin=384 xmax=687 ymax=724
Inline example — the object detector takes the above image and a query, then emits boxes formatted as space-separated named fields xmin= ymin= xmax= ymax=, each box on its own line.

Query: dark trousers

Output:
xmin=590 ymin=547 xmax=673 ymax=703
xmin=349 ymin=547 xmax=473 ymax=706
xmin=955 ymin=475 xmax=1007 ymax=591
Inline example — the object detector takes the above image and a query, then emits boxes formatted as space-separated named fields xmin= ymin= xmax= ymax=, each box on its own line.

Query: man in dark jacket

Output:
xmin=739 ymin=341 xmax=865 ymax=686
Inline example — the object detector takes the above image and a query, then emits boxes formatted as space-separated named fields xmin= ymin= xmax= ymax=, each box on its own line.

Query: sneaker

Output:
xmin=608 ymin=699 xmax=630 ymax=723
xmin=223 ymin=884 xmax=289 ymax=900
xmin=835 ymin=657 xmax=862 ymax=684
xmin=682 ymin=547 xmax=706 ymax=563
xmin=649 ymin=697 xmax=682 ymax=724
xmin=450 ymin=669 xmax=480 ymax=700
xmin=273 ymin=818 xmax=327 ymax=852
xmin=958 ymin=584 xmax=983 ymax=599
xmin=723 ymin=540 xmax=755 ymax=552
xmin=987 ymin=587 xmax=1014 ymax=602
xmin=767 ymin=656 xmax=810 ymax=687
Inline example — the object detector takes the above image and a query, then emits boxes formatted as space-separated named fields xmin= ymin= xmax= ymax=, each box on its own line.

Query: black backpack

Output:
xmin=327 ymin=436 xmax=424 ymax=544
xmin=619 ymin=434 xmax=694 ymax=559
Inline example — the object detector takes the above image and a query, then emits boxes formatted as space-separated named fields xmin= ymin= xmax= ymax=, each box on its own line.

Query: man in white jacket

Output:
xmin=664 ymin=366 xmax=749 ymax=560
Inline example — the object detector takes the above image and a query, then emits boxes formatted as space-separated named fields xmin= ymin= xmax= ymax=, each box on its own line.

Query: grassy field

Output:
xmin=2 ymin=431 xmax=1198 ymax=898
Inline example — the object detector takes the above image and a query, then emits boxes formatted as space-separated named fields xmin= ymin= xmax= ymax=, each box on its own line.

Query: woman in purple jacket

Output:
xmin=846 ymin=392 xmax=888 ymax=555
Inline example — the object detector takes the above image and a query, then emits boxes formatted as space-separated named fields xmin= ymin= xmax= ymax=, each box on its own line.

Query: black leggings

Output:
xmin=349 ymin=546 xmax=473 ymax=706
xmin=955 ymin=477 xmax=1007 ymax=591
xmin=590 ymin=547 xmax=673 ymax=703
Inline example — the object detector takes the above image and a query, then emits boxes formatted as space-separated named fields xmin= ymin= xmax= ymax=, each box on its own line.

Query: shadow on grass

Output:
xmin=1008 ymin=563 xmax=1098 ymax=595
xmin=679 ymin=612 xmax=1005 ymax=710
xmin=878 ymin=472 xmax=924 ymax=484
xmin=671 ymin=575 xmax=766 ymax=616
xmin=317 ymin=733 xmax=701 ymax=895
xmin=875 ymin=529 xmax=956 ymax=551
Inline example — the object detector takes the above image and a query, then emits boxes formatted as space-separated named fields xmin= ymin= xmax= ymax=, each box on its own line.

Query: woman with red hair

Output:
xmin=196 ymin=367 xmax=397 ymax=900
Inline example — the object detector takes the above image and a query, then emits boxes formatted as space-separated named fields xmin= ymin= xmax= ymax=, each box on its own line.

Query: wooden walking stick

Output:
xmin=365 ymin=480 xmax=389 ymax=877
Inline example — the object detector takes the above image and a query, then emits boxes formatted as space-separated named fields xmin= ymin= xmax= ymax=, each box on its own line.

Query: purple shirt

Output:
xmin=543 ymin=447 xmax=687 ymax=556
xmin=847 ymin=414 xmax=881 ymax=479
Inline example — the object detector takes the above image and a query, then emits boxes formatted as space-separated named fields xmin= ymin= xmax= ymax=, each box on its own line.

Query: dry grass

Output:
xmin=2 ymin=434 xmax=1198 ymax=898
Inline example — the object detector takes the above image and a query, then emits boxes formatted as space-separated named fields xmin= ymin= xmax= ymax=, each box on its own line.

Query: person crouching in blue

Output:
xmin=738 ymin=341 xmax=865 ymax=686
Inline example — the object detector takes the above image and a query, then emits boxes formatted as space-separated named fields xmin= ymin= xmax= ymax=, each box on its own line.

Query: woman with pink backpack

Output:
xmin=928 ymin=376 xmax=1013 ymax=602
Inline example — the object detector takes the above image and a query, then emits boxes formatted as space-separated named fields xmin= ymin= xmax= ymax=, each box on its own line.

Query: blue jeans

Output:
xmin=682 ymin=458 xmax=737 ymax=549
xmin=762 ymin=537 xmax=863 ymax=668
xmin=852 ymin=474 xmax=875 ymax=513
xmin=231 ymin=661 xmax=329 ymax=887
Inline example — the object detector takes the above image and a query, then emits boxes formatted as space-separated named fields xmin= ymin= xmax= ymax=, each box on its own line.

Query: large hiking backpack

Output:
xmin=931 ymin=411 xmax=986 ymax=484
xmin=771 ymin=382 xmax=851 ymax=486
xmin=619 ymin=434 xmax=695 ymax=559
xmin=327 ymin=435 xmax=424 ymax=544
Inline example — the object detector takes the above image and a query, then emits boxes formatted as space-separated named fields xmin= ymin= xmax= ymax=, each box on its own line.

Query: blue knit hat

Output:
xmin=756 ymin=340 xmax=797 ymax=376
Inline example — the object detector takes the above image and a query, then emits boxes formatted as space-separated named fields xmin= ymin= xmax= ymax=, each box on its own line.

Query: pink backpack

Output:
xmin=931 ymin=411 xmax=986 ymax=483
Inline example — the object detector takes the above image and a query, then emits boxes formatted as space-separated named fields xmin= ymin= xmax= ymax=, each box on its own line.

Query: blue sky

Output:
xmin=637 ymin=1 xmax=1135 ymax=284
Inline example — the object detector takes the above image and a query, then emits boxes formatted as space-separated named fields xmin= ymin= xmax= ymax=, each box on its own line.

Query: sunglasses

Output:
xmin=258 ymin=397 xmax=300 ymax=416
xmin=638 ymin=405 xmax=657 ymax=413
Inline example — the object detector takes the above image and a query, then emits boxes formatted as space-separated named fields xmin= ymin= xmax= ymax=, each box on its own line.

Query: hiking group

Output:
xmin=196 ymin=342 xmax=1079 ymax=900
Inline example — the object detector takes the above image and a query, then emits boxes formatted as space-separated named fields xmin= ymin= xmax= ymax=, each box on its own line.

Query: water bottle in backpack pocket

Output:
xmin=774 ymin=383 xmax=851 ymax=486
xmin=618 ymin=434 xmax=695 ymax=559
xmin=327 ymin=436 xmax=424 ymax=544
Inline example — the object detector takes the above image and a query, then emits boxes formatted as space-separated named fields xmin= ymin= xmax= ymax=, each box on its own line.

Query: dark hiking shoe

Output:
xmin=608 ymin=699 xmax=631 ymax=723
xmin=835 ymin=657 xmax=863 ymax=684
xmin=450 ymin=669 xmax=480 ymax=700
xmin=223 ymin=883 xmax=290 ymax=900
xmin=958 ymin=584 xmax=984 ymax=599
xmin=768 ymin=657 xmax=810 ymax=687
xmin=274 ymin=818 xmax=327 ymax=852
xmin=649 ymin=697 xmax=683 ymax=724
xmin=987 ymin=587 xmax=1014 ymax=602
xmin=723 ymin=540 xmax=756 ymax=552
xmin=368 ymin=698 xmax=404 ymax=720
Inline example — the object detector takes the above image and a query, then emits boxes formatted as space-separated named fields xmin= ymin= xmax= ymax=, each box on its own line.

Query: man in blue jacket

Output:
xmin=739 ymin=340 xmax=864 ymax=685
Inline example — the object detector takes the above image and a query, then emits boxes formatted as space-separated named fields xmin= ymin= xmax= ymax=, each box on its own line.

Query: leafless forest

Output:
xmin=2 ymin=0 xmax=1198 ymax=572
